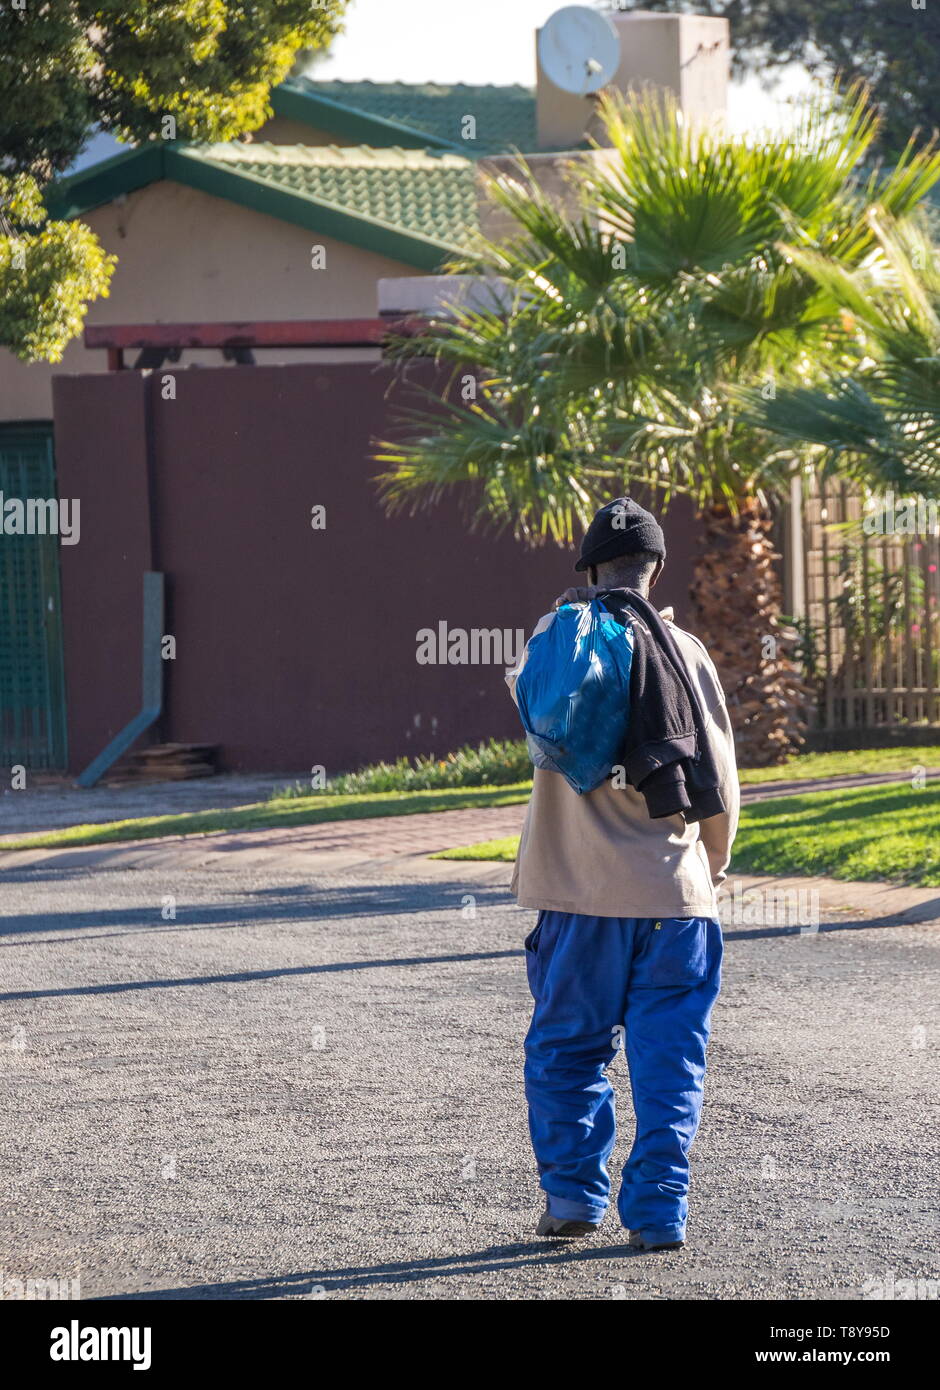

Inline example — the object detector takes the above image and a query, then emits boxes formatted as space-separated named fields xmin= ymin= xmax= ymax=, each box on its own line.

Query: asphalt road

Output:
xmin=1 ymin=853 xmax=939 ymax=1301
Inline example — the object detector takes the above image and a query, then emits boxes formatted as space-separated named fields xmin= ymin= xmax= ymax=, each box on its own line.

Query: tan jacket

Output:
xmin=506 ymin=606 xmax=739 ymax=919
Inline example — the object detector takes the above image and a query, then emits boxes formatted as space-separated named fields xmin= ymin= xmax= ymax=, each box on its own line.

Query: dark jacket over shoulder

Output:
xmin=599 ymin=588 xmax=727 ymax=823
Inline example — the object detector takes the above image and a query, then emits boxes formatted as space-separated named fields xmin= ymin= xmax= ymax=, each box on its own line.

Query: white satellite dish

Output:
xmin=538 ymin=5 xmax=621 ymax=96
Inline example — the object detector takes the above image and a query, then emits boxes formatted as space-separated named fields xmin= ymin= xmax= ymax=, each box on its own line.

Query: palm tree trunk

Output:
xmin=688 ymin=499 xmax=811 ymax=767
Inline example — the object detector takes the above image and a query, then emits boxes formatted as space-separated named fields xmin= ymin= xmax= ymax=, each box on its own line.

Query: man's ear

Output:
xmin=649 ymin=559 xmax=665 ymax=590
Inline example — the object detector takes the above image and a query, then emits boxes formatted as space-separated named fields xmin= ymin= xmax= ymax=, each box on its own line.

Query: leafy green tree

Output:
xmin=377 ymin=88 xmax=940 ymax=764
xmin=621 ymin=0 xmax=940 ymax=154
xmin=0 ymin=0 xmax=346 ymax=360
xmin=1 ymin=1 xmax=346 ymax=178
xmin=0 ymin=171 xmax=115 ymax=362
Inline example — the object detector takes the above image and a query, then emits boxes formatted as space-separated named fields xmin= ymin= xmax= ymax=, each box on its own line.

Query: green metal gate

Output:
xmin=0 ymin=424 xmax=68 ymax=771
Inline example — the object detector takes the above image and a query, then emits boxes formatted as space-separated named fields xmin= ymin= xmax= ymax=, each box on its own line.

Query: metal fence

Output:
xmin=0 ymin=424 xmax=68 ymax=771
xmin=795 ymin=476 xmax=940 ymax=733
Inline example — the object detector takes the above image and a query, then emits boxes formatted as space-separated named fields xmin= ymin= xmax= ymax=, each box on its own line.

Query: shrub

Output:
xmin=271 ymin=737 xmax=531 ymax=799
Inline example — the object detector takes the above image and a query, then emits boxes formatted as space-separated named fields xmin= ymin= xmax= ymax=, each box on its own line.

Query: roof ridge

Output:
xmin=193 ymin=141 xmax=474 ymax=168
xmin=286 ymin=77 xmax=534 ymax=94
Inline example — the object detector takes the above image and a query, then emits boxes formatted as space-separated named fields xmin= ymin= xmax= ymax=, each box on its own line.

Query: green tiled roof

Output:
xmin=46 ymin=142 xmax=481 ymax=270
xmin=273 ymin=78 xmax=538 ymax=154
xmin=193 ymin=142 xmax=480 ymax=250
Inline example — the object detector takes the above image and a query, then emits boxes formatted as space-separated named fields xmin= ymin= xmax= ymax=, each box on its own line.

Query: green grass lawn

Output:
xmin=434 ymin=781 xmax=940 ymax=887
xmin=3 ymin=745 xmax=938 ymax=856
xmin=432 ymin=838 xmax=521 ymax=862
xmin=736 ymin=746 xmax=940 ymax=785
xmin=0 ymin=783 xmax=533 ymax=853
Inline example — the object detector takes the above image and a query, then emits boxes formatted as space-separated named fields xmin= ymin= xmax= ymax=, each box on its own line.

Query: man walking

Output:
xmin=507 ymin=497 xmax=739 ymax=1251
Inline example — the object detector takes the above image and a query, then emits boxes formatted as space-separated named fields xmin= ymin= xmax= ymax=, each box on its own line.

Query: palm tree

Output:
xmin=738 ymin=212 xmax=940 ymax=497
xmin=376 ymin=87 xmax=940 ymax=765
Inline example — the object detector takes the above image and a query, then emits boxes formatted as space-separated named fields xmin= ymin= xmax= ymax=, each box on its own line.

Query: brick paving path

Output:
xmin=0 ymin=803 xmax=529 ymax=875
xmin=243 ymin=804 xmax=529 ymax=857
xmin=2 ymin=767 xmax=938 ymax=871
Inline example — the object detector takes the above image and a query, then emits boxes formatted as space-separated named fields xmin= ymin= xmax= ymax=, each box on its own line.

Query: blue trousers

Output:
xmin=524 ymin=910 xmax=722 ymax=1244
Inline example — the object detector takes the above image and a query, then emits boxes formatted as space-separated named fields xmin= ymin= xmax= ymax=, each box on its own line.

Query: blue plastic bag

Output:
xmin=515 ymin=599 xmax=634 ymax=795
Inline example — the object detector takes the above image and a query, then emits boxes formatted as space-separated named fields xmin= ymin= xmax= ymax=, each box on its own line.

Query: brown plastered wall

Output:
xmin=52 ymin=361 xmax=696 ymax=774
xmin=53 ymin=371 xmax=155 ymax=773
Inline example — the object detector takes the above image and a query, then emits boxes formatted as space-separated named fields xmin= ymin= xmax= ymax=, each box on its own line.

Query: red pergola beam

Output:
xmin=85 ymin=318 xmax=424 ymax=364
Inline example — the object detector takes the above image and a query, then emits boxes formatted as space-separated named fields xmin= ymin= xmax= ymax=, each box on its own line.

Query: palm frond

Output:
xmin=740 ymin=212 xmax=940 ymax=496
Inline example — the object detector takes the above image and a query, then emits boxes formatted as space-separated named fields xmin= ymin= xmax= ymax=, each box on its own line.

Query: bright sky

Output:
xmin=312 ymin=0 xmax=815 ymax=132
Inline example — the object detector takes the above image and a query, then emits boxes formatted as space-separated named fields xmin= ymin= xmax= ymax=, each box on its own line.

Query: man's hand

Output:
xmin=553 ymin=586 xmax=600 ymax=610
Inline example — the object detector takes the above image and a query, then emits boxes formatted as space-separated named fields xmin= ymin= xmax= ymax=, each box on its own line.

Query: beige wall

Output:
xmin=0 ymin=179 xmax=421 ymax=422
xmin=476 ymin=151 xmax=589 ymax=243
xmin=253 ymin=117 xmax=357 ymax=147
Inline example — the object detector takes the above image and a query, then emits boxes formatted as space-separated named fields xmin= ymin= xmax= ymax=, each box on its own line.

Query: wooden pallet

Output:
xmin=103 ymin=742 xmax=220 ymax=785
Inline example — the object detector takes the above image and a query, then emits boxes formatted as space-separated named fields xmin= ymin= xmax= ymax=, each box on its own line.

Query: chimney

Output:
xmin=536 ymin=9 xmax=729 ymax=151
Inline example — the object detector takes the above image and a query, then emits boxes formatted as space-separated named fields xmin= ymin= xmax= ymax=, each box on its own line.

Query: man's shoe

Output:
xmin=536 ymin=1202 xmax=600 ymax=1239
xmin=628 ymin=1229 xmax=684 ymax=1252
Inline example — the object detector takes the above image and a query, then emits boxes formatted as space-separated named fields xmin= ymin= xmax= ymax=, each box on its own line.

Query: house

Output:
xmin=0 ymin=10 xmax=730 ymax=422
xmin=0 ymin=82 xmax=556 ymax=424
xmin=0 ymin=12 xmax=729 ymax=776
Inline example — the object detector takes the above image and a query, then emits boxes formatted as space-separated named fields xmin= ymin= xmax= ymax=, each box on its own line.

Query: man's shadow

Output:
xmin=92 ymin=1240 xmax=657 ymax=1300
